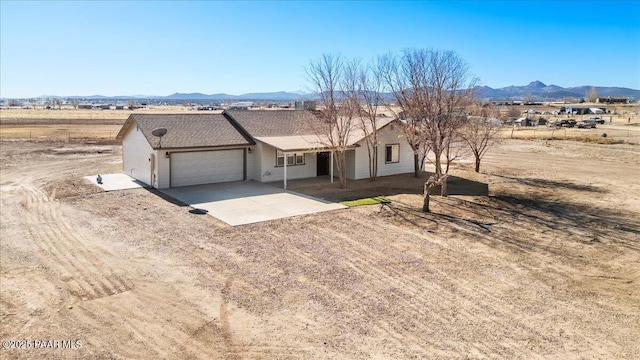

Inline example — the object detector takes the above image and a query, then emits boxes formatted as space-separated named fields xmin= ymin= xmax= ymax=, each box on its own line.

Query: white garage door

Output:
xmin=170 ymin=149 xmax=244 ymax=187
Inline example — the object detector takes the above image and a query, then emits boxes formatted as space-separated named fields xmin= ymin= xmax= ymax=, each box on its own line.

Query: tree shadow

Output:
xmin=493 ymin=174 xmax=608 ymax=193
xmin=288 ymin=172 xmax=489 ymax=202
xmin=427 ymin=173 xmax=489 ymax=196
xmin=380 ymin=193 xmax=640 ymax=258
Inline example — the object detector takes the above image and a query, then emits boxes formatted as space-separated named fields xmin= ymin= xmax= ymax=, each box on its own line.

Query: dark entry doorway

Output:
xmin=317 ymin=152 xmax=330 ymax=176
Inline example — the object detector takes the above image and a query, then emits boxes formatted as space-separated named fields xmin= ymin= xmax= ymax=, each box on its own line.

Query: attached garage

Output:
xmin=116 ymin=113 xmax=255 ymax=189
xmin=170 ymin=149 xmax=245 ymax=187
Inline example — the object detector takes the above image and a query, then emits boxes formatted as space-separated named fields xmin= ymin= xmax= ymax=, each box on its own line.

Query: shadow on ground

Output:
xmin=494 ymin=174 xmax=609 ymax=193
xmin=381 ymin=193 xmax=639 ymax=257
xmin=286 ymin=172 xmax=488 ymax=202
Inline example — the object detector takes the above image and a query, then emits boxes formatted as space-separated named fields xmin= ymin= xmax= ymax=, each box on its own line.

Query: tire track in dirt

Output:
xmin=16 ymin=184 xmax=134 ymax=302
xmin=302 ymin=212 xmax=562 ymax=357
xmin=218 ymin=277 xmax=241 ymax=359
xmin=348 ymin=211 xmax=562 ymax=329
xmin=340 ymin=205 xmax=632 ymax=356
xmin=299 ymin=220 xmax=450 ymax=354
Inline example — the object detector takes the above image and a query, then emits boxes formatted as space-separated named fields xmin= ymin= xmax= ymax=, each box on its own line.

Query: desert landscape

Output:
xmin=1 ymin=107 xmax=639 ymax=358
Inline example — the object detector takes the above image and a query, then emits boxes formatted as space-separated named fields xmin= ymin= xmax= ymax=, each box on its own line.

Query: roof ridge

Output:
xmin=222 ymin=111 xmax=257 ymax=145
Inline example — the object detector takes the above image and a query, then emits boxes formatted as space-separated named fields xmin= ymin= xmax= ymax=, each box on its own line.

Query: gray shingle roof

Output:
xmin=117 ymin=110 xmax=391 ymax=150
xmin=226 ymin=110 xmax=324 ymax=137
xmin=124 ymin=114 xmax=254 ymax=149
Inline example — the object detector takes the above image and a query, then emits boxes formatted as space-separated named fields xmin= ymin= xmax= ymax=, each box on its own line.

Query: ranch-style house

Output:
xmin=115 ymin=110 xmax=414 ymax=189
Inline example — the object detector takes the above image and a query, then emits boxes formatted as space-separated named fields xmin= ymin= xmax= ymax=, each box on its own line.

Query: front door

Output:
xmin=317 ymin=152 xmax=330 ymax=176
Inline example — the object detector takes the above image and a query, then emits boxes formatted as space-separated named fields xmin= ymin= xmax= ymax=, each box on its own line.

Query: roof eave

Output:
xmin=152 ymin=143 xmax=254 ymax=151
xmin=115 ymin=115 xmax=135 ymax=140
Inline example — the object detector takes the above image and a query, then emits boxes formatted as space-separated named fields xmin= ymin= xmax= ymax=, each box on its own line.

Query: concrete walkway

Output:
xmin=84 ymin=173 xmax=145 ymax=191
xmin=160 ymin=181 xmax=346 ymax=226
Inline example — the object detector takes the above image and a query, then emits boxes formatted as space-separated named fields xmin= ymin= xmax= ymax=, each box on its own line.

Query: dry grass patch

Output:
xmin=45 ymin=175 xmax=104 ymax=200
xmin=0 ymin=124 xmax=122 ymax=143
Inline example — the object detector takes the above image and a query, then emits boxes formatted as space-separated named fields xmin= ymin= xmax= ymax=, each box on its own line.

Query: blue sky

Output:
xmin=1 ymin=1 xmax=639 ymax=98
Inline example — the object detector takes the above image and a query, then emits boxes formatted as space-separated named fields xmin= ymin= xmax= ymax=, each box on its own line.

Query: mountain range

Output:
xmin=19 ymin=82 xmax=640 ymax=101
xmin=472 ymin=81 xmax=639 ymax=100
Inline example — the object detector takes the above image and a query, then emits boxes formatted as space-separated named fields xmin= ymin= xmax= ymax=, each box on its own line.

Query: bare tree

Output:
xmin=306 ymin=54 xmax=358 ymax=188
xmin=383 ymin=49 xmax=476 ymax=211
xmin=419 ymin=49 xmax=476 ymax=201
xmin=461 ymin=104 xmax=501 ymax=173
xmin=442 ymin=113 xmax=468 ymax=175
xmin=585 ymin=86 xmax=598 ymax=103
xmin=378 ymin=53 xmax=425 ymax=178
xmin=351 ymin=59 xmax=386 ymax=181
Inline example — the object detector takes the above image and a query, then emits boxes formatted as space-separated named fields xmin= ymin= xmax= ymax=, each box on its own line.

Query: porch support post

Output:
xmin=284 ymin=154 xmax=287 ymax=189
xmin=330 ymin=151 xmax=334 ymax=184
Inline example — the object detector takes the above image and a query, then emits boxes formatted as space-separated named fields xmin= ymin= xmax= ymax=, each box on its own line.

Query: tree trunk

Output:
xmin=414 ymin=153 xmax=420 ymax=177
xmin=336 ymin=151 xmax=347 ymax=189
xmin=440 ymin=177 xmax=447 ymax=197
xmin=367 ymin=145 xmax=374 ymax=181
xmin=423 ymin=176 xmax=438 ymax=213
xmin=372 ymin=145 xmax=378 ymax=181
xmin=423 ymin=191 xmax=430 ymax=212
xmin=475 ymin=155 xmax=481 ymax=173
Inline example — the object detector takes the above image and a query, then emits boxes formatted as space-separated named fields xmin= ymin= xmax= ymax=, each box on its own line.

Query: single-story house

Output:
xmin=115 ymin=110 xmax=414 ymax=189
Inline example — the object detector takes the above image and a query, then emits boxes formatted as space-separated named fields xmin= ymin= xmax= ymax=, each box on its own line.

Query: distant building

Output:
xmin=227 ymin=101 xmax=254 ymax=110
xmin=596 ymin=97 xmax=628 ymax=104
xmin=564 ymin=106 xmax=607 ymax=115
xmin=490 ymin=100 xmax=522 ymax=106
xmin=295 ymin=101 xmax=317 ymax=111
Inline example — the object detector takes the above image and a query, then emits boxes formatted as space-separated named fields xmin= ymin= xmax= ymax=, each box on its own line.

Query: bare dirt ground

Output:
xmin=1 ymin=138 xmax=639 ymax=359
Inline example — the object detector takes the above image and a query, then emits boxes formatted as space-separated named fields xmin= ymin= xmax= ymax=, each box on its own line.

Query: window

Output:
xmin=276 ymin=150 xmax=285 ymax=167
xmin=385 ymin=144 xmax=399 ymax=163
xmin=276 ymin=150 xmax=306 ymax=167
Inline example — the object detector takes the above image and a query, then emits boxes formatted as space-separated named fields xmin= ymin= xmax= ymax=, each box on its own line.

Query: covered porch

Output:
xmin=256 ymin=135 xmax=352 ymax=189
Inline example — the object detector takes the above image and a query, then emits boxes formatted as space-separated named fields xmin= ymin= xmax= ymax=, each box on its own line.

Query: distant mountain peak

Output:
xmin=472 ymin=81 xmax=639 ymax=101
xmin=527 ymin=81 xmax=547 ymax=88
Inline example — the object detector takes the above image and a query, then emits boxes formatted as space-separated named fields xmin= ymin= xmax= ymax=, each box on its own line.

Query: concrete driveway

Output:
xmin=160 ymin=181 xmax=346 ymax=226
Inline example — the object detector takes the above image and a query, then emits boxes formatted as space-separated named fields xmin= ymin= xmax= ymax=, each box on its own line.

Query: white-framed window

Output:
xmin=276 ymin=151 xmax=306 ymax=167
xmin=385 ymin=144 xmax=399 ymax=163
xmin=276 ymin=150 xmax=285 ymax=167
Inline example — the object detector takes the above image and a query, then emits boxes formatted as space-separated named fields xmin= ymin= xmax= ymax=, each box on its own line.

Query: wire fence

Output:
xmin=501 ymin=126 xmax=640 ymax=144
xmin=0 ymin=128 xmax=122 ymax=144
xmin=0 ymin=118 xmax=125 ymax=125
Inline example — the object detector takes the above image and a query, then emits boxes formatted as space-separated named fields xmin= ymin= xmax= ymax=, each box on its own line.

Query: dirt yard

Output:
xmin=1 ymin=138 xmax=638 ymax=359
